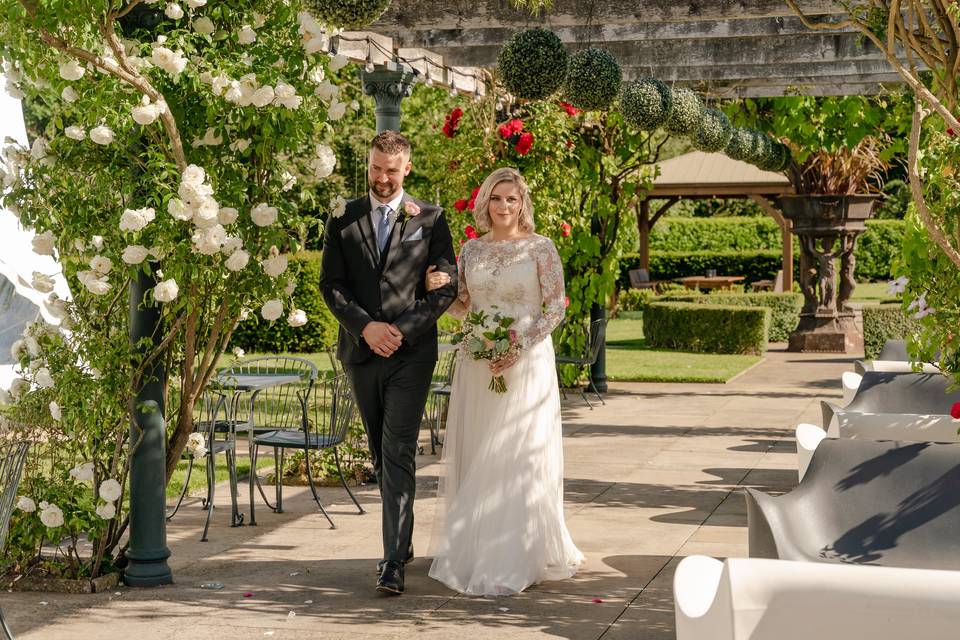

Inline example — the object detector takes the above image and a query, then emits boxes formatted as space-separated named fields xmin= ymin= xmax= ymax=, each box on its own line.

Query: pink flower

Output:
xmin=403 ymin=201 xmax=421 ymax=216
xmin=509 ymin=329 xmax=518 ymax=343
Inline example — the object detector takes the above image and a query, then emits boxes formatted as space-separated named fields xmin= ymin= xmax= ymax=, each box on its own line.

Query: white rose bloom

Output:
xmin=90 ymin=255 xmax=113 ymax=275
xmin=253 ymin=11 xmax=266 ymax=27
xmin=224 ymin=248 xmax=249 ymax=272
xmin=154 ymin=278 xmax=179 ymax=303
xmin=314 ymin=79 xmax=338 ymax=102
xmin=287 ymin=309 xmax=307 ymax=327
xmin=187 ymin=15 xmax=217 ymax=35
xmin=284 ymin=279 xmax=297 ymax=296
xmin=9 ymin=377 xmax=29 ymax=399
xmin=210 ymin=75 xmax=230 ymax=96
xmin=16 ymin=496 xmax=36 ymax=512
xmin=178 ymin=181 xmax=213 ymax=205
xmin=164 ymin=3 xmax=184 ymax=19
xmin=251 ymin=85 xmax=275 ymax=108
xmin=96 ymin=502 xmax=117 ymax=520
xmin=350 ymin=100 xmax=360 ymax=111
xmin=167 ymin=198 xmax=192 ymax=221
xmin=191 ymin=196 xmax=220 ymax=228
xmin=327 ymin=99 xmax=347 ymax=121
xmin=122 ymin=245 xmax=150 ymax=264
xmin=73 ymin=238 xmax=86 ymax=251
xmin=35 ymin=367 xmax=54 ymax=389
xmin=91 ymin=235 xmax=105 ymax=250
xmin=186 ymin=0 xmax=207 ymax=7
xmin=230 ymin=138 xmax=251 ymax=152
xmin=69 ymin=461 xmax=95 ymax=483
xmin=150 ymin=46 xmax=187 ymax=76
xmin=89 ymin=125 xmax=115 ymax=145
xmin=330 ymin=195 xmax=347 ymax=218
xmin=273 ymin=81 xmax=301 ymax=109
xmin=45 ymin=294 xmax=69 ymax=320
xmin=80 ymin=272 xmax=111 ymax=296
xmin=10 ymin=339 xmax=24 ymax=360
xmin=191 ymin=224 xmax=226 ymax=255
xmin=232 ymin=346 xmax=245 ymax=358
xmin=99 ymin=478 xmax=122 ymax=502
xmin=186 ymin=432 xmax=207 ymax=458
xmin=260 ymin=298 xmax=283 ymax=321
xmin=32 ymin=231 xmax=56 ymax=256
xmin=221 ymin=235 xmax=243 ymax=255
xmin=307 ymin=65 xmax=325 ymax=84
xmin=314 ymin=144 xmax=336 ymax=178
xmin=59 ymin=59 xmax=86 ymax=81
xmin=218 ymin=207 xmax=239 ymax=225
xmin=131 ymin=100 xmax=161 ymax=125
xmin=120 ymin=207 xmax=156 ymax=232
xmin=261 ymin=253 xmax=288 ymax=278
xmin=328 ymin=54 xmax=349 ymax=71
xmin=281 ymin=171 xmax=296 ymax=191
xmin=304 ymin=35 xmax=328 ymax=55
xmin=223 ymin=81 xmax=243 ymax=104
xmin=61 ymin=86 xmax=79 ymax=103
xmin=24 ymin=336 xmax=40 ymax=357
xmin=31 ymin=272 xmax=55 ymax=293
xmin=39 ymin=503 xmax=65 ymax=528
xmin=64 ymin=125 xmax=86 ymax=141
xmin=182 ymin=164 xmax=206 ymax=185
xmin=49 ymin=400 xmax=61 ymax=421
xmin=238 ymin=25 xmax=257 ymax=44
xmin=30 ymin=136 xmax=49 ymax=161
xmin=250 ymin=202 xmax=278 ymax=227
xmin=191 ymin=127 xmax=222 ymax=147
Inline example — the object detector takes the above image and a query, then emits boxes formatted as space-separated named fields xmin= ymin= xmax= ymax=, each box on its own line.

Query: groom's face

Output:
xmin=368 ymin=148 xmax=411 ymax=201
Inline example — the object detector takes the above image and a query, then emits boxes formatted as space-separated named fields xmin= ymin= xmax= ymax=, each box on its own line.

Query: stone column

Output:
xmin=360 ymin=66 xmax=417 ymax=134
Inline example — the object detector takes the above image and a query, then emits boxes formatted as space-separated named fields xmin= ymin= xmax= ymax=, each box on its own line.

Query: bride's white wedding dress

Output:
xmin=428 ymin=234 xmax=583 ymax=596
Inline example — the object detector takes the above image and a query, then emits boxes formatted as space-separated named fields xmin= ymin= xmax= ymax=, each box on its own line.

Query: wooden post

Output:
xmin=750 ymin=195 xmax=793 ymax=290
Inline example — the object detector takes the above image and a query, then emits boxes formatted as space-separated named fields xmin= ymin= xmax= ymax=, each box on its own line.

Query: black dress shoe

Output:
xmin=376 ymin=561 xmax=404 ymax=595
xmin=375 ymin=545 xmax=414 ymax=575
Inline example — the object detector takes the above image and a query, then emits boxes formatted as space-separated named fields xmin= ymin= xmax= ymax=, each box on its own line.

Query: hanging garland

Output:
xmin=497 ymin=28 xmax=568 ymax=100
xmin=562 ymin=48 xmax=622 ymax=111
xmin=693 ymin=108 xmax=733 ymax=153
xmin=620 ymin=77 xmax=673 ymax=131
xmin=665 ymin=87 xmax=703 ymax=136
xmin=304 ymin=0 xmax=392 ymax=29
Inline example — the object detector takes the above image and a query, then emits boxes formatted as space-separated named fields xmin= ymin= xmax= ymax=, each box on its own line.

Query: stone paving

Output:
xmin=3 ymin=346 xmax=852 ymax=639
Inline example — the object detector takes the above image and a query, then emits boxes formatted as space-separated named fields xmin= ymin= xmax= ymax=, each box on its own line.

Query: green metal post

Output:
xmin=360 ymin=66 xmax=417 ymax=133
xmin=590 ymin=213 xmax=608 ymax=394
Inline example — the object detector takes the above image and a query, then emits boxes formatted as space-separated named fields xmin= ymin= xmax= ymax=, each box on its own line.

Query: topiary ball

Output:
xmin=562 ymin=48 xmax=622 ymax=111
xmin=725 ymin=127 xmax=754 ymax=162
xmin=305 ymin=0 xmax=392 ymax=29
xmin=775 ymin=142 xmax=793 ymax=172
xmin=620 ymin=77 xmax=673 ymax=131
xmin=665 ymin=87 xmax=703 ymax=136
xmin=741 ymin=129 xmax=771 ymax=165
xmin=694 ymin=108 xmax=733 ymax=153
xmin=497 ymin=28 xmax=569 ymax=101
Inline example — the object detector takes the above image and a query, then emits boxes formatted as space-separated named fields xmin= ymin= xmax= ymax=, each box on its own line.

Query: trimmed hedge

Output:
xmin=620 ymin=250 xmax=788 ymax=288
xmin=643 ymin=217 xmax=905 ymax=281
xmin=644 ymin=302 xmax=770 ymax=355
xmin=231 ymin=251 xmax=339 ymax=353
xmin=862 ymin=304 xmax=916 ymax=359
xmin=617 ymin=288 xmax=656 ymax=313
xmin=658 ymin=292 xmax=801 ymax=342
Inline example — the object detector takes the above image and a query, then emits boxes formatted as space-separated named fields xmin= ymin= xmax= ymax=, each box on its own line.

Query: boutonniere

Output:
xmin=403 ymin=201 xmax=421 ymax=218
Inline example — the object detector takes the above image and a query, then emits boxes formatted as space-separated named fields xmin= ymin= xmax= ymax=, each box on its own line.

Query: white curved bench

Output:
xmin=674 ymin=555 xmax=960 ymax=640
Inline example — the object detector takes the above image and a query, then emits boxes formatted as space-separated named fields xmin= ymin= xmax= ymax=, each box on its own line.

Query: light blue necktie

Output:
xmin=376 ymin=205 xmax=392 ymax=254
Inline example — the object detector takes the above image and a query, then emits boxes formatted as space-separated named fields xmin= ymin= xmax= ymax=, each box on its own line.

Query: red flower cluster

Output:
xmin=559 ymin=101 xmax=581 ymax=117
xmin=951 ymin=401 xmax=960 ymax=420
xmin=497 ymin=118 xmax=535 ymax=156
xmin=560 ymin=221 xmax=572 ymax=237
xmin=442 ymin=107 xmax=464 ymax=139
xmin=453 ymin=187 xmax=481 ymax=213
xmin=464 ymin=225 xmax=479 ymax=240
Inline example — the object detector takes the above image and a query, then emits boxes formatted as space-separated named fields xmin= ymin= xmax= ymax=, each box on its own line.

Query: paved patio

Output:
xmin=4 ymin=347 xmax=851 ymax=639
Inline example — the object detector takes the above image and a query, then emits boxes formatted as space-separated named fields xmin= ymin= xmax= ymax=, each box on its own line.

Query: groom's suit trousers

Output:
xmin=345 ymin=356 xmax=435 ymax=564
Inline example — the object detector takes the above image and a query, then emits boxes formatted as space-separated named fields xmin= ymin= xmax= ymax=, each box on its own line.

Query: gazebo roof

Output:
xmin=649 ymin=151 xmax=793 ymax=197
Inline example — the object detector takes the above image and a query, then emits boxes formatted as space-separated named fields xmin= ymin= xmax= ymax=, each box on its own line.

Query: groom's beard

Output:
xmin=370 ymin=179 xmax=400 ymax=201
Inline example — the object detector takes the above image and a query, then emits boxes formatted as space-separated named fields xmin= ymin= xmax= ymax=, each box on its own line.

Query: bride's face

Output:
xmin=488 ymin=181 xmax=523 ymax=234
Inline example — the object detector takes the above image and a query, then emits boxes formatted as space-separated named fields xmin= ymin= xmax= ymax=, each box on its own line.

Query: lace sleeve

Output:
xmin=446 ymin=240 xmax=472 ymax=320
xmin=523 ymin=237 xmax=565 ymax=348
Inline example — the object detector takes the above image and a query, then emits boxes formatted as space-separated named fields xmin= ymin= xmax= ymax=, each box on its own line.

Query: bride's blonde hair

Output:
xmin=472 ymin=167 xmax=535 ymax=233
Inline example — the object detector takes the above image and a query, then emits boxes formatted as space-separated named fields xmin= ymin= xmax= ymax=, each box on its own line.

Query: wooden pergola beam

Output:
xmin=374 ymin=0 xmax=847 ymax=30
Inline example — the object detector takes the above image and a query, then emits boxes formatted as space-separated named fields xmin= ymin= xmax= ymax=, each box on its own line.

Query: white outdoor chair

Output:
xmin=854 ymin=359 xmax=940 ymax=375
xmin=840 ymin=371 xmax=861 ymax=405
xmin=674 ymin=555 xmax=960 ymax=640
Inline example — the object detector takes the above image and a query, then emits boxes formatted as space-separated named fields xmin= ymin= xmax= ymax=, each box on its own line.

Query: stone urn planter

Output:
xmin=777 ymin=194 xmax=880 ymax=353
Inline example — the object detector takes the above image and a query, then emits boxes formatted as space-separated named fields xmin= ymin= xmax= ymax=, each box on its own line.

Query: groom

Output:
xmin=320 ymin=131 xmax=458 ymax=595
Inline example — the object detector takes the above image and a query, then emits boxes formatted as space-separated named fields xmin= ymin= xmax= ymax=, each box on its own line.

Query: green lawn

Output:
xmin=850 ymin=280 xmax=894 ymax=302
xmin=603 ymin=318 xmax=760 ymax=383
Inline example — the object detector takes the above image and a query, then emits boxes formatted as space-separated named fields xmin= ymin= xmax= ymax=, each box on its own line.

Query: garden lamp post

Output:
xmin=360 ymin=66 xmax=417 ymax=134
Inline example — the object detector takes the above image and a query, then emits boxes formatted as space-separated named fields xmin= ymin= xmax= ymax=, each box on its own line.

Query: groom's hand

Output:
xmin=362 ymin=322 xmax=403 ymax=357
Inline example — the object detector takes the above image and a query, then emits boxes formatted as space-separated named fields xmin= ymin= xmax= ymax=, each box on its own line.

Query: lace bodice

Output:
xmin=448 ymin=234 xmax=565 ymax=349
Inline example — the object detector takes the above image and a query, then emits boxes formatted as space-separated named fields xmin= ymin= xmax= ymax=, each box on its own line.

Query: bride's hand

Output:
xmin=425 ymin=265 xmax=451 ymax=291
xmin=489 ymin=351 xmax=520 ymax=376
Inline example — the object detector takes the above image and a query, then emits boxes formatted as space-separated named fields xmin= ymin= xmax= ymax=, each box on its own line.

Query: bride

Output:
xmin=424 ymin=167 xmax=583 ymax=596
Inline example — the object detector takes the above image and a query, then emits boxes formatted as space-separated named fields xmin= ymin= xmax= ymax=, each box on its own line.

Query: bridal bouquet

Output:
xmin=451 ymin=307 xmax=520 ymax=394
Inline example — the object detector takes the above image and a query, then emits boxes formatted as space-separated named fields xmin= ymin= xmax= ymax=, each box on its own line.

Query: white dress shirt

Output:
xmin=370 ymin=189 xmax=405 ymax=251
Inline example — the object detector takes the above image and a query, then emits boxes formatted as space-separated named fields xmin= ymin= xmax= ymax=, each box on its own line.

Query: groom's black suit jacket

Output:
xmin=320 ymin=193 xmax=458 ymax=365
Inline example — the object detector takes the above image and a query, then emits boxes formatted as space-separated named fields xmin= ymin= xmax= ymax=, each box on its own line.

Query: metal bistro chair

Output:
xmin=167 ymin=390 xmax=241 ymax=543
xmin=555 ymin=317 xmax=608 ymax=409
xmin=423 ymin=348 xmax=457 ymax=454
xmin=1 ymin=440 xmax=30 ymax=640
xmin=218 ymin=356 xmax=317 ymax=521
xmin=253 ymin=374 xmax=364 ymax=529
